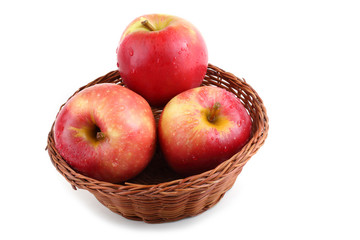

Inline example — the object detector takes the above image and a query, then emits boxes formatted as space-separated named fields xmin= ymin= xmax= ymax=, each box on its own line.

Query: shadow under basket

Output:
xmin=46 ymin=64 xmax=269 ymax=223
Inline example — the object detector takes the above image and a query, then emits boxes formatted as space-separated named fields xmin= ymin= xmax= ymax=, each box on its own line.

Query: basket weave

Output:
xmin=46 ymin=64 xmax=269 ymax=223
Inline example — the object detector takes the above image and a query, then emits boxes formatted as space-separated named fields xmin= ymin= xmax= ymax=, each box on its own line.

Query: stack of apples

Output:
xmin=54 ymin=14 xmax=252 ymax=183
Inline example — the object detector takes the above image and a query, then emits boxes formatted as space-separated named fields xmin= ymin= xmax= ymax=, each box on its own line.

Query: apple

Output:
xmin=116 ymin=14 xmax=208 ymax=107
xmin=54 ymin=83 xmax=156 ymax=183
xmin=158 ymin=86 xmax=252 ymax=176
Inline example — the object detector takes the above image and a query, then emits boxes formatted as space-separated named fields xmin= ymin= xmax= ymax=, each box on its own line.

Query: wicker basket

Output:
xmin=46 ymin=64 xmax=269 ymax=223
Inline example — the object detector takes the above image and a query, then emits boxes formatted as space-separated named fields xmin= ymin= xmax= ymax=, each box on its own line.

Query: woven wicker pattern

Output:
xmin=46 ymin=64 xmax=269 ymax=223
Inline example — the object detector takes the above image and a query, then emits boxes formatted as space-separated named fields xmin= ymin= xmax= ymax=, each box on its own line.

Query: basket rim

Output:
xmin=46 ymin=63 xmax=269 ymax=194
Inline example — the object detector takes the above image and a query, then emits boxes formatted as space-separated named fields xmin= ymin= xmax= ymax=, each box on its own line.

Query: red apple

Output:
xmin=158 ymin=86 xmax=252 ymax=176
xmin=116 ymin=14 xmax=208 ymax=107
xmin=54 ymin=83 xmax=156 ymax=183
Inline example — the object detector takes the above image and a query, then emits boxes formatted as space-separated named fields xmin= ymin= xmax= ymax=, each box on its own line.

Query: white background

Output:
xmin=1 ymin=0 xmax=359 ymax=239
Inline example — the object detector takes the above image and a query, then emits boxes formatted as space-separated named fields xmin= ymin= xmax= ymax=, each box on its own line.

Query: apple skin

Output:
xmin=117 ymin=14 xmax=208 ymax=107
xmin=54 ymin=83 xmax=156 ymax=183
xmin=158 ymin=86 xmax=252 ymax=176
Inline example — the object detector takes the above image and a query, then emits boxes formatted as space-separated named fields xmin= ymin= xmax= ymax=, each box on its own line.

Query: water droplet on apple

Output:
xmin=156 ymin=58 xmax=160 ymax=64
xmin=131 ymin=69 xmax=135 ymax=74
xmin=237 ymin=121 xmax=242 ymax=127
xmin=129 ymin=48 xmax=134 ymax=56
xmin=223 ymin=146 xmax=229 ymax=153
xmin=178 ymin=51 xmax=182 ymax=55
xmin=191 ymin=155 xmax=198 ymax=161
xmin=117 ymin=62 xmax=119 ymax=68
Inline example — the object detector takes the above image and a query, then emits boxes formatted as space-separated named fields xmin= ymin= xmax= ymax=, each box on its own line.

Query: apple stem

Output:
xmin=208 ymin=102 xmax=221 ymax=122
xmin=141 ymin=19 xmax=156 ymax=31
xmin=96 ymin=132 xmax=106 ymax=141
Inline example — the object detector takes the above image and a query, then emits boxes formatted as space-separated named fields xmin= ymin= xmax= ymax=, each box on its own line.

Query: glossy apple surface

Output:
xmin=158 ymin=86 xmax=252 ymax=176
xmin=117 ymin=14 xmax=208 ymax=107
xmin=54 ymin=83 xmax=156 ymax=183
